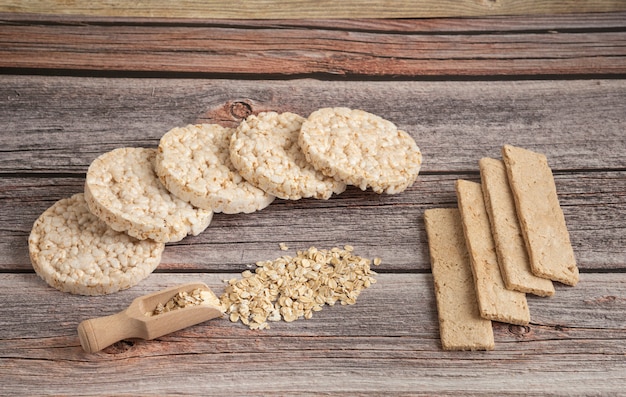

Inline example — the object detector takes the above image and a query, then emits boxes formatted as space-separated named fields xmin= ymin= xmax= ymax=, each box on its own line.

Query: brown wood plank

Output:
xmin=3 ymin=12 xmax=626 ymax=32
xmin=0 ymin=19 xmax=624 ymax=76
xmin=1 ymin=273 xmax=624 ymax=395
xmin=2 ymin=0 xmax=626 ymax=19
xmin=1 ymin=77 xmax=624 ymax=173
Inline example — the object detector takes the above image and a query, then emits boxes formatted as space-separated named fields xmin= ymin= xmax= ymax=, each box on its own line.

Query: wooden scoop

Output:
xmin=77 ymin=282 xmax=223 ymax=353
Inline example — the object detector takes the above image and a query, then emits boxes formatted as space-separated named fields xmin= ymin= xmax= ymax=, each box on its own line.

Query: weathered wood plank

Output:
xmin=2 ymin=170 xmax=624 ymax=272
xmin=1 ymin=20 xmax=624 ymax=75
xmin=2 ymin=0 xmax=626 ymax=19
xmin=1 ymin=77 xmax=624 ymax=272
xmin=1 ymin=77 xmax=624 ymax=173
xmin=3 ymin=12 xmax=626 ymax=32
xmin=0 ymin=273 xmax=624 ymax=395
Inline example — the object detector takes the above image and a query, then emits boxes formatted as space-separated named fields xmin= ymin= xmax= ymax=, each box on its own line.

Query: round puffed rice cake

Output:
xmin=85 ymin=147 xmax=213 ymax=243
xmin=155 ymin=124 xmax=275 ymax=214
xmin=229 ymin=112 xmax=346 ymax=200
xmin=299 ymin=107 xmax=423 ymax=194
xmin=28 ymin=193 xmax=165 ymax=295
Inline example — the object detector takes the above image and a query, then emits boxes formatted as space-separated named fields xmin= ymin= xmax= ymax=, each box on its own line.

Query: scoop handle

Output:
xmin=78 ymin=310 xmax=144 ymax=353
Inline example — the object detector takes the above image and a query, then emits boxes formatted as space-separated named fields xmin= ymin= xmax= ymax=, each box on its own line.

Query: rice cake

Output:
xmin=85 ymin=147 xmax=213 ymax=243
xmin=155 ymin=124 xmax=275 ymax=214
xmin=456 ymin=179 xmax=530 ymax=326
xmin=479 ymin=158 xmax=555 ymax=297
xmin=502 ymin=145 xmax=579 ymax=286
xmin=424 ymin=208 xmax=495 ymax=351
xmin=29 ymin=193 xmax=164 ymax=295
xmin=298 ymin=107 xmax=422 ymax=194
xmin=229 ymin=111 xmax=346 ymax=200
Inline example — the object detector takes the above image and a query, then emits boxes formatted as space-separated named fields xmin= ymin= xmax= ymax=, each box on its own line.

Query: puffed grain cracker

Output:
xmin=502 ymin=145 xmax=579 ymax=286
xmin=155 ymin=124 xmax=275 ymax=214
xmin=28 ymin=193 xmax=164 ymax=295
xmin=479 ymin=158 xmax=555 ymax=297
xmin=456 ymin=179 xmax=530 ymax=325
xmin=85 ymin=147 xmax=212 ymax=243
xmin=229 ymin=112 xmax=346 ymax=200
xmin=299 ymin=107 xmax=422 ymax=194
xmin=424 ymin=208 xmax=494 ymax=351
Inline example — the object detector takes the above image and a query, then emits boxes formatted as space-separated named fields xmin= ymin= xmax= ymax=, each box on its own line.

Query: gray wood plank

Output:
xmin=1 ymin=77 xmax=624 ymax=173
xmin=2 ymin=170 xmax=624 ymax=272
xmin=0 ymin=273 xmax=624 ymax=396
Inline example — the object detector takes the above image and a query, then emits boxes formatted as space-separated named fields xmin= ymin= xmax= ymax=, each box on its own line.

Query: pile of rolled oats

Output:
xmin=220 ymin=245 xmax=380 ymax=330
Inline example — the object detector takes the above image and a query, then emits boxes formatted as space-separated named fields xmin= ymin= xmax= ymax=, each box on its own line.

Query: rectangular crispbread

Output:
xmin=479 ymin=158 xmax=555 ymax=297
xmin=502 ymin=145 xmax=579 ymax=286
xmin=455 ymin=179 xmax=530 ymax=325
xmin=424 ymin=208 xmax=494 ymax=351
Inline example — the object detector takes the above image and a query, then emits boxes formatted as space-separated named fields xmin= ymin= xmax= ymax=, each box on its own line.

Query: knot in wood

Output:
xmin=229 ymin=101 xmax=253 ymax=120
xmin=508 ymin=324 xmax=531 ymax=336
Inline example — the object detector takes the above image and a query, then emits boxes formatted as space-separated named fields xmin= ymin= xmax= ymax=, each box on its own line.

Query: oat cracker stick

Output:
xmin=424 ymin=208 xmax=494 ymax=351
xmin=502 ymin=145 xmax=579 ymax=286
xmin=456 ymin=179 xmax=530 ymax=325
xmin=479 ymin=158 xmax=555 ymax=297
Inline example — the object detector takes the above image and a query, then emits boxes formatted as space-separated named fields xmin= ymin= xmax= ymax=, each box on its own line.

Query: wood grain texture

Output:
xmin=1 ymin=77 xmax=624 ymax=273
xmin=1 ymin=77 xmax=624 ymax=173
xmin=1 ymin=273 xmax=624 ymax=395
xmin=1 ymin=15 xmax=625 ymax=76
xmin=3 ymin=170 xmax=623 ymax=272
xmin=2 ymin=0 xmax=626 ymax=19
xmin=3 ymin=12 xmax=626 ymax=32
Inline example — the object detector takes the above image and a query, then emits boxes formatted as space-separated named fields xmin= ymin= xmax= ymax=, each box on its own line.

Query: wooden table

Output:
xmin=1 ymin=2 xmax=625 ymax=395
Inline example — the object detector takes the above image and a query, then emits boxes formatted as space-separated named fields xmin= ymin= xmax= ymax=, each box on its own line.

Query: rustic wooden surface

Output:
xmin=1 ymin=6 xmax=625 ymax=396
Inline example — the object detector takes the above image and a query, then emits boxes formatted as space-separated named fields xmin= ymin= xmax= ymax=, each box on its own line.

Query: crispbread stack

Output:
xmin=29 ymin=107 xmax=423 ymax=296
xmin=425 ymin=144 xmax=578 ymax=350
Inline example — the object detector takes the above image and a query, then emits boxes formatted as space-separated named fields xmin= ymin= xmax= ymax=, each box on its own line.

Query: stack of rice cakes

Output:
xmin=29 ymin=108 xmax=422 ymax=295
